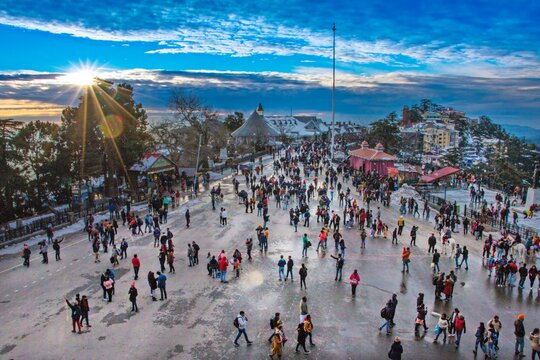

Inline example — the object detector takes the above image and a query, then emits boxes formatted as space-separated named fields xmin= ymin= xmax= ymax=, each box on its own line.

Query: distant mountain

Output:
xmin=501 ymin=124 xmax=540 ymax=145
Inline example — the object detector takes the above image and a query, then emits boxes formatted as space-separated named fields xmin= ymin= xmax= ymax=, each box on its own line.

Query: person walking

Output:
xmin=460 ymin=246 xmax=469 ymax=270
xmin=388 ymin=336 xmax=403 ymax=360
xmin=128 ymin=282 xmax=138 ymax=312
xmin=299 ymin=296 xmax=309 ymax=323
xmin=379 ymin=300 xmax=393 ymax=335
xmin=285 ymin=256 xmax=294 ymax=281
xmin=330 ymin=253 xmax=344 ymax=281
xmin=304 ymin=315 xmax=314 ymax=346
xmin=473 ymin=322 xmax=487 ymax=357
xmin=433 ymin=313 xmax=449 ymax=344
xmin=454 ymin=313 xmax=467 ymax=348
xmin=414 ymin=304 xmax=428 ymax=336
xmin=104 ymin=276 xmax=114 ymax=302
xmin=432 ymin=249 xmax=440 ymax=273
xmin=349 ymin=269 xmax=360 ymax=297
xmin=486 ymin=322 xmax=499 ymax=359
xmin=233 ymin=311 xmax=253 ymax=347
xmin=131 ymin=254 xmax=141 ymax=280
xmin=158 ymin=248 xmax=166 ymax=273
xmin=65 ymin=297 xmax=82 ymax=334
xmin=147 ymin=271 xmax=158 ymax=301
xmin=185 ymin=209 xmax=190 ymax=228
xmin=514 ymin=314 xmax=526 ymax=357
xmin=268 ymin=312 xmax=281 ymax=342
xmin=157 ymin=271 xmax=167 ymax=300
xmin=278 ymin=255 xmax=286 ymax=281
xmin=52 ymin=237 xmax=64 ymax=261
xmin=295 ymin=321 xmax=310 ymax=354
xmin=269 ymin=321 xmax=284 ymax=359
xmin=299 ymin=264 xmax=308 ymax=290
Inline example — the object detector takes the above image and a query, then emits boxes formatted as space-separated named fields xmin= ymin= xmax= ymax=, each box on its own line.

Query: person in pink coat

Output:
xmin=349 ymin=269 xmax=360 ymax=297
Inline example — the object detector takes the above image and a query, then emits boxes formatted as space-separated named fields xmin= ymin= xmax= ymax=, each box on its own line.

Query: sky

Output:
xmin=0 ymin=0 xmax=539 ymax=127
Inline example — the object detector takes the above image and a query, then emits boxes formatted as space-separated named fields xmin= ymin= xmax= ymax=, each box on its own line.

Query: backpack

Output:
xmin=270 ymin=317 xmax=276 ymax=329
xmin=233 ymin=317 xmax=240 ymax=328
xmin=380 ymin=307 xmax=388 ymax=319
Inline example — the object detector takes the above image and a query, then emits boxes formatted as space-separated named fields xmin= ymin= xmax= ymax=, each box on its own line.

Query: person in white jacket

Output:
xmin=433 ymin=312 xmax=449 ymax=344
xmin=234 ymin=311 xmax=253 ymax=347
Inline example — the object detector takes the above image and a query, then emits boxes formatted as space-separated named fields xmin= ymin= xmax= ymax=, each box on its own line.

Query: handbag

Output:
xmin=434 ymin=324 xmax=440 ymax=335
xmin=415 ymin=318 xmax=424 ymax=325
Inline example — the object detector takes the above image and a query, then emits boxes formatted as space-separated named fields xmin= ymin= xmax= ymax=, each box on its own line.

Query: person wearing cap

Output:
xmin=514 ymin=314 xmax=526 ymax=357
xmin=128 ymin=281 xmax=138 ymax=312
xmin=388 ymin=336 xmax=403 ymax=360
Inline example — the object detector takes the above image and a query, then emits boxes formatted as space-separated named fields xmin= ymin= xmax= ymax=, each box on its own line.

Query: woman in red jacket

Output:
xmin=349 ymin=270 xmax=360 ymax=297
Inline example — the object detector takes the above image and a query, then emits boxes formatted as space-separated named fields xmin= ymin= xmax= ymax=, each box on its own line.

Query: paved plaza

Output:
xmin=0 ymin=160 xmax=538 ymax=360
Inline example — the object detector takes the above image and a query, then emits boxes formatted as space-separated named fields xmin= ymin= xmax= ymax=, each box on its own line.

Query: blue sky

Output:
xmin=0 ymin=0 xmax=539 ymax=126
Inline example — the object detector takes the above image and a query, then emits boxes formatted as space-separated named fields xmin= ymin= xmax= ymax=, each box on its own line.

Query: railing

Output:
xmin=421 ymin=191 xmax=538 ymax=239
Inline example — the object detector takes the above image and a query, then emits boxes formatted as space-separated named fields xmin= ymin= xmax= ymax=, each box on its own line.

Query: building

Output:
xmin=421 ymin=123 xmax=458 ymax=152
xmin=231 ymin=104 xmax=279 ymax=144
xmin=349 ymin=141 xmax=397 ymax=176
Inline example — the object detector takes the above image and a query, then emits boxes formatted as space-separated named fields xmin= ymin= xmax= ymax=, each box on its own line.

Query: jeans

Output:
xmin=335 ymin=268 xmax=342 ymax=280
xmin=533 ymin=349 xmax=540 ymax=360
xmin=159 ymin=286 xmax=167 ymax=300
xmin=351 ymin=284 xmax=357 ymax=296
xmin=475 ymin=339 xmax=486 ymax=354
xmin=379 ymin=319 xmax=391 ymax=333
xmin=279 ymin=267 xmax=285 ymax=280
xmin=509 ymin=273 xmax=516 ymax=287
xmin=300 ymin=277 xmax=307 ymax=289
xmin=402 ymin=260 xmax=409 ymax=272
xmin=459 ymin=257 xmax=468 ymax=269
xmin=302 ymin=246 xmax=308 ymax=257
xmin=515 ymin=336 xmax=524 ymax=354
xmin=433 ymin=262 xmax=440 ymax=273
xmin=131 ymin=300 xmax=138 ymax=312
xmin=220 ymin=270 xmax=228 ymax=282
xmin=235 ymin=328 xmax=250 ymax=344
xmin=286 ymin=268 xmax=293 ymax=280
xmin=134 ymin=266 xmax=139 ymax=279
xmin=456 ymin=330 xmax=463 ymax=346
xmin=455 ymin=256 xmax=460 ymax=267
xmin=340 ymin=249 xmax=346 ymax=258
xmin=434 ymin=328 xmax=447 ymax=342
xmin=488 ymin=342 xmax=497 ymax=358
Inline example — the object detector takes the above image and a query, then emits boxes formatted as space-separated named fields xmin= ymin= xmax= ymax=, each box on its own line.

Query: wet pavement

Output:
xmin=0 ymin=161 xmax=539 ymax=360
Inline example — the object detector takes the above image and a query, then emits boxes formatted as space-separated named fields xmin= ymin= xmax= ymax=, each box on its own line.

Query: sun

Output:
xmin=61 ymin=62 xmax=103 ymax=87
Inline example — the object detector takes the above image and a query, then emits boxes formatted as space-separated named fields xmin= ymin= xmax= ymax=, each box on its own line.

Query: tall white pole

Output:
xmin=331 ymin=23 xmax=336 ymax=161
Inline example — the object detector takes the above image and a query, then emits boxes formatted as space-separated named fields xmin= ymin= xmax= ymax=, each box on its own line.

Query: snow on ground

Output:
xmin=391 ymin=184 xmax=423 ymax=206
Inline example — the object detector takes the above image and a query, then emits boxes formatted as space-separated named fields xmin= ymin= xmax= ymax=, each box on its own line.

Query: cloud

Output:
xmin=1 ymin=68 xmax=538 ymax=127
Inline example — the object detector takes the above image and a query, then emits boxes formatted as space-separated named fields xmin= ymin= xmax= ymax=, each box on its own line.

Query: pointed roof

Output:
xmin=231 ymin=110 xmax=279 ymax=138
xmin=349 ymin=144 xmax=396 ymax=161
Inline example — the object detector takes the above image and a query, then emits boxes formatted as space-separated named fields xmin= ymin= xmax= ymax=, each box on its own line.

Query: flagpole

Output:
xmin=331 ymin=23 xmax=336 ymax=161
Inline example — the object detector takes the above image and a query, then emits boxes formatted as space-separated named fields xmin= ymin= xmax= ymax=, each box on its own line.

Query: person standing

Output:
xmin=410 ymin=226 xmax=417 ymax=246
xmin=432 ymin=249 xmax=440 ymax=273
xmin=299 ymin=264 xmax=308 ymax=290
xmin=218 ymin=254 xmax=229 ymax=283
xmin=401 ymin=247 xmax=411 ymax=273
xmin=147 ymin=271 xmax=157 ymax=301
xmin=104 ymin=276 xmax=114 ymax=302
xmin=391 ymin=228 xmax=398 ymax=245
xmin=40 ymin=241 xmax=49 ymax=264
xmin=349 ymin=269 xmax=360 ymax=297
xmin=192 ymin=241 xmax=200 ymax=265
xmin=518 ymin=263 xmax=528 ymax=289
xmin=299 ymin=296 xmax=309 ymax=323
xmin=414 ymin=304 xmax=428 ymax=335
xmin=185 ymin=209 xmax=190 ymax=228
xmin=188 ymin=244 xmax=195 ymax=267
xmin=52 ymin=237 xmax=64 ymax=261
xmin=129 ymin=282 xmax=138 ymax=312
xmin=120 ymin=238 xmax=128 ymax=259
xmin=330 ymin=254 xmax=344 ymax=281
xmin=157 ymin=271 xmax=167 ymax=300
xmin=302 ymin=234 xmax=310 ymax=258
xmin=22 ymin=244 xmax=31 ymax=267
xmin=167 ymin=250 xmax=175 ymax=274
xmin=79 ymin=295 xmax=91 ymax=328
xmin=460 ymin=246 xmax=469 ymax=270
xmin=131 ymin=254 xmax=141 ymax=280
xmin=428 ymin=233 xmax=437 ymax=253
xmin=514 ymin=314 xmax=526 ymax=357
xmin=530 ymin=328 xmax=540 ymax=360
xmin=285 ymin=256 xmax=294 ymax=281
xmin=233 ymin=311 xmax=253 ymax=347
xmin=65 ymin=298 xmax=82 ymax=334
xmin=397 ymin=216 xmax=405 ymax=235
xmin=388 ymin=336 xmax=403 ymax=360
xmin=158 ymin=248 xmax=166 ymax=273
xmin=277 ymin=255 xmax=286 ymax=281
